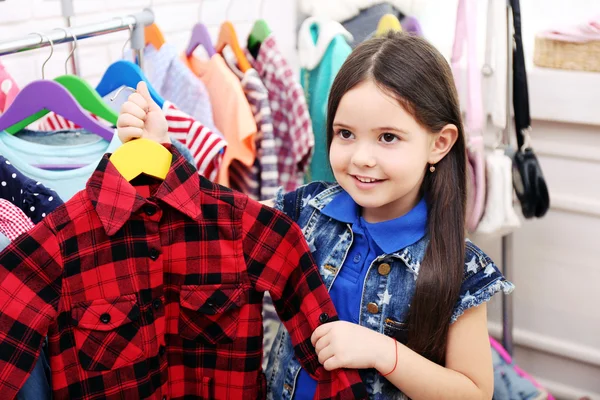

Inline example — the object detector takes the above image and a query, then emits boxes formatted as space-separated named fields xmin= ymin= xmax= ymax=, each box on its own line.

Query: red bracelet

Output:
xmin=381 ymin=338 xmax=398 ymax=377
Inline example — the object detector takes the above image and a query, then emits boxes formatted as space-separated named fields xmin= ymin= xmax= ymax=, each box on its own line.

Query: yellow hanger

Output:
xmin=108 ymin=85 xmax=172 ymax=181
xmin=110 ymin=138 xmax=172 ymax=181
xmin=376 ymin=14 xmax=402 ymax=37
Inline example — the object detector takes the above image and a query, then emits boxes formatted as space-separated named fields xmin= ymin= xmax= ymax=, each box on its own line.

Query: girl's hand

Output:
xmin=311 ymin=321 xmax=395 ymax=372
xmin=117 ymin=81 xmax=169 ymax=144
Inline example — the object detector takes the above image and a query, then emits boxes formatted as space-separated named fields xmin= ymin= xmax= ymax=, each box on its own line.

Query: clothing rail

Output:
xmin=0 ymin=8 xmax=154 ymax=69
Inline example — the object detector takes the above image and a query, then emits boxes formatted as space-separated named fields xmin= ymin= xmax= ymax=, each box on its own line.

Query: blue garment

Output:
xmin=0 ymin=130 xmax=121 ymax=201
xmin=298 ymin=19 xmax=353 ymax=182
xmin=266 ymin=181 xmax=515 ymax=400
xmin=0 ymin=130 xmax=195 ymax=202
xmin=0 ymin=155 xmax=63 ymax=223
xmin=295 ymin=191 xmax=428 ymax=400
xmin=0 ymin=234 xmax=51 ymax=400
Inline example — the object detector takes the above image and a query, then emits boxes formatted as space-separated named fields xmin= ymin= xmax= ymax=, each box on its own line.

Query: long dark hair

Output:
xmin=327 ymin=32 xmax=467 ymax=365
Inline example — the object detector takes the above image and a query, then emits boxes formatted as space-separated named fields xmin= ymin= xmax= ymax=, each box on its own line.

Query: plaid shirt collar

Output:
xmin=87 ymin=145 xmax=202 ymax=235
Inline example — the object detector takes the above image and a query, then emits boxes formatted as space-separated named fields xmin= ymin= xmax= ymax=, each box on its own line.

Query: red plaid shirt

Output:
xmin=0 ymin=145 xmax=366 ymax=400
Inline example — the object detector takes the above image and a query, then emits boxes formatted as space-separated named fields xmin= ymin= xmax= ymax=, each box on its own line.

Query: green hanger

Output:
xmin=6 ymin=75 xmax=119 ymax=134
xmin=247 ymin=19 xmax=271 ymax=59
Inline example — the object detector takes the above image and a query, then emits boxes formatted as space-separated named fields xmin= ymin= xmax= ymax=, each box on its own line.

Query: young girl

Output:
xmin=118 ymin=32 xmax=513 ymax=400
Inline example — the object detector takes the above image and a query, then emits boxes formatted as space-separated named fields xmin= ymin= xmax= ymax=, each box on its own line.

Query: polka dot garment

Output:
xmin=0 ymin=156 xmax=63 ymax=223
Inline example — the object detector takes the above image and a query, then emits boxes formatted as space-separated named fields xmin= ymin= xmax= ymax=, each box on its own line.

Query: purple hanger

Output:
xmin=0 ymin=80 xmax=114 ymax=142
xmin=185 ymin=23 xmax=216 ymax=57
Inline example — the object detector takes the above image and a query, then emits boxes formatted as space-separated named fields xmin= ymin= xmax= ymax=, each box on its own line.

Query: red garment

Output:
xmin=38 ymin=102 xmax=226 ymax=181
xmin=0 ymin=61 xmax=19 ymax=113
xmin=0 ymin=145 xmax=367 ymax=399
xmin=248 ymin=35 xmax=314 ymax=191
xmin=0 ymin=198 xmax=34 ymax=240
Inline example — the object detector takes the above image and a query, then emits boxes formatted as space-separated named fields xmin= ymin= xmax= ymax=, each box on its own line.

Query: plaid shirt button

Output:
xmin=319 ymin=313 xmax=329 ymax=324
xmin=144 ymin=205 xmax=157 ymax=216
xmin=100 ymin=313 xmax=111 ymax=324
xmin=153 ymin=299 xmax=162 ymax=309
xmin=149 ymin=249 xmax=160 ymax=260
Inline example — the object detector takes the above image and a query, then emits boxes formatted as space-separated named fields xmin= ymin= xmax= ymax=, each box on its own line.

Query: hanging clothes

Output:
xmin=0 ymin=61 xmax=19 ymax=114
xmin=0 ymin=155 xmax=63 ymax=222
xmin=451 ymin=0 xmax=486 ymax=233
xmin=143 ymin=43 xmax=222 ymax=137
xmin=39 ymin=101 xmax=224 ymax=181
xmin=299 ymin=17 xmax=353 ymax=183
xmin=483 ymin=0 xmax=508 ymax=131
xmin=0 ymin=198 xmax=34 ymax=240
xmin=0 ymin=129 xmax=122 ymax=200
xmin=341 ymin=2 xmax=395 ymax=45
xmin=182 ymin=53 xmax=257 ymax=187
xmin=0 ymin=146 xmax=367 ymax=399
xmin=247 ymin=34 xmax=314 ymax=191
xmin=223 ymin=49 xmax=278 ymax=200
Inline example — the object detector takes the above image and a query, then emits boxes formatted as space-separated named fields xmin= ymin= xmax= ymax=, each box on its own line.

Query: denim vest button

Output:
xmin=353 ymin=254 xmax=361 ymax=263
xmin=367 ymin=302 xmax=379 ymax=314
xmin=378 ymin=263 xmax=391 ymax=275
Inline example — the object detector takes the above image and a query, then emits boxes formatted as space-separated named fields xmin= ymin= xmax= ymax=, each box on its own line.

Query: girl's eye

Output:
xmin=337 ymin=129 xmax=354 ymax=139
xmin=380 ymin=133 xmax=399 ymax=143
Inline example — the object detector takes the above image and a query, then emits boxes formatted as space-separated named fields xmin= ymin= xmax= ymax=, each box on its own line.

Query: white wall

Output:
xmin=1 ymin=1 xmax=599 ymax=399
xmin=0 ymin=0 xmax=298 ymax=87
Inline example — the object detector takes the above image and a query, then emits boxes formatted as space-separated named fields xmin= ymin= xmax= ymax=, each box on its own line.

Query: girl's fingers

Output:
xmin=117 ymin=126 xmax=143 ymax=143
xmin=119 ymin=101 xmax=147 ymax=121
xmin=117 ymin=113 xmax=144 ymax=129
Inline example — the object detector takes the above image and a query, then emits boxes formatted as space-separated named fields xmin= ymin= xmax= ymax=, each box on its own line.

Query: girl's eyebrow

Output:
xmin=372 ymin=126 xmax=409 ymax=134
xmin=332 ymin=122 xmax=354 ymax=129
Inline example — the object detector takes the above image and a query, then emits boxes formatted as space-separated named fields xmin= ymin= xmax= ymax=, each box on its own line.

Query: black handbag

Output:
xmin=510 ymin=0 xmax=550 ymax=219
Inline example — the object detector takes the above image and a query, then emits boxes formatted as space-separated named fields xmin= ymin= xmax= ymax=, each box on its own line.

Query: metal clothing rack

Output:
xmin=0 ymin=8 xmax=154 ymax=70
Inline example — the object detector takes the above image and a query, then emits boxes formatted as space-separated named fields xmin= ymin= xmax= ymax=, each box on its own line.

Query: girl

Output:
xmin=118 ymin=32 xmax=513 ymax=400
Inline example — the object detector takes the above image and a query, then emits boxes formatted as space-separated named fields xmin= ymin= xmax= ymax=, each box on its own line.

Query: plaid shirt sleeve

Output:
xmin=0 ymin=219 xmax=62 ymax=399
xmin=241 ymin=199 xmax=367 ymax=399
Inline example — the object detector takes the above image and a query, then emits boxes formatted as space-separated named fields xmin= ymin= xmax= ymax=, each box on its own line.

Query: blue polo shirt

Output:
xmin=294 ymin=190 xmax=428 ymax=399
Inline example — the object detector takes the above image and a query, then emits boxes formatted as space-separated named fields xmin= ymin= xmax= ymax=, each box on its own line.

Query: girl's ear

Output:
xmin=429 ymin=124 xmax=459 ymax=164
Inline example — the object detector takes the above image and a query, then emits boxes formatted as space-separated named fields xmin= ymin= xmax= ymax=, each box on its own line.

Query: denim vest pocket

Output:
xmin=71 ymin=294 xmax=143 ymax=371
xmin=383 ymin=318 xmax=409 ymax=345
xmin=179 ymin=283 xmax=246 ymax=345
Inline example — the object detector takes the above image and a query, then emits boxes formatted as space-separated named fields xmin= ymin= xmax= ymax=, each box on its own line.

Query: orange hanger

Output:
xmin=145 ymin=23 xmax=166 ymax=50
xmin=214 ymin=21 xmax=252 ymax=72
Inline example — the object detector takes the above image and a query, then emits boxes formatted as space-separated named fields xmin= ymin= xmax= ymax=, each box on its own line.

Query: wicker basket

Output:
xmin=533 ymin=36 xmax=600 ymax=72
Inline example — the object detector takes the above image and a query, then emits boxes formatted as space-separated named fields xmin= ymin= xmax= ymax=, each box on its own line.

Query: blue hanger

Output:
xmin=96 ymin=60 xmax=165 ymax=108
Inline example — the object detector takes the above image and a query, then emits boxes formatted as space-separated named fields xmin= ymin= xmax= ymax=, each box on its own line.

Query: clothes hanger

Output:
xmin=185 ymin=0 xmax=216 ymax=58
xmin=145 ymin=23 xmax=166 ymax=50
xmin=376 ymin=14 xmax=402 ymax=37
xmin=215 ymin=21 xmax=252 ymax=72
xmin=96 ymin=21 xmax=165 ymax=107
xmin=6 ymin=28 xmax=119 ymax=134
xmin=108 ymin=85 xmax=172 ymax=181
xmin=213 ymin=1 xmax=252 ymax=71
xmin=247 ymin=0 xmax=271 ymax=59
xmin=0 ymin=32 xmax=114 ymax=142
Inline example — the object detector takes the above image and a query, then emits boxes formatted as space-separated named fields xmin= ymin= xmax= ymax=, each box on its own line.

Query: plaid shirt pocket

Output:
xmin=71 ymin=294 xmax=144 ymax=371
xmin=179 ymin=284 xmax=246 ymax=345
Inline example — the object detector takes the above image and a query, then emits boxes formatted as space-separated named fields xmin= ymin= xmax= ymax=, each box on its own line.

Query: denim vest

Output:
xmin=265 ymin=182 xmax=514 ymax=399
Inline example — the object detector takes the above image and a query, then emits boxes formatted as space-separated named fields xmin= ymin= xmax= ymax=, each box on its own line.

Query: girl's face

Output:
xmin=329 ymin=79 xmax=436 ymax=223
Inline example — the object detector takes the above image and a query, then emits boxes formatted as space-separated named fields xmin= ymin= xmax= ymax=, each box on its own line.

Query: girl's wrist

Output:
xmin=374 ymin=335 xmax=397 ymax=373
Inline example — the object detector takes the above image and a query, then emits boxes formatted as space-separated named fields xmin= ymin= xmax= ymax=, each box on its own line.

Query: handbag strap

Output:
xmin=510 ymin=0 xmax=531 ymax=150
